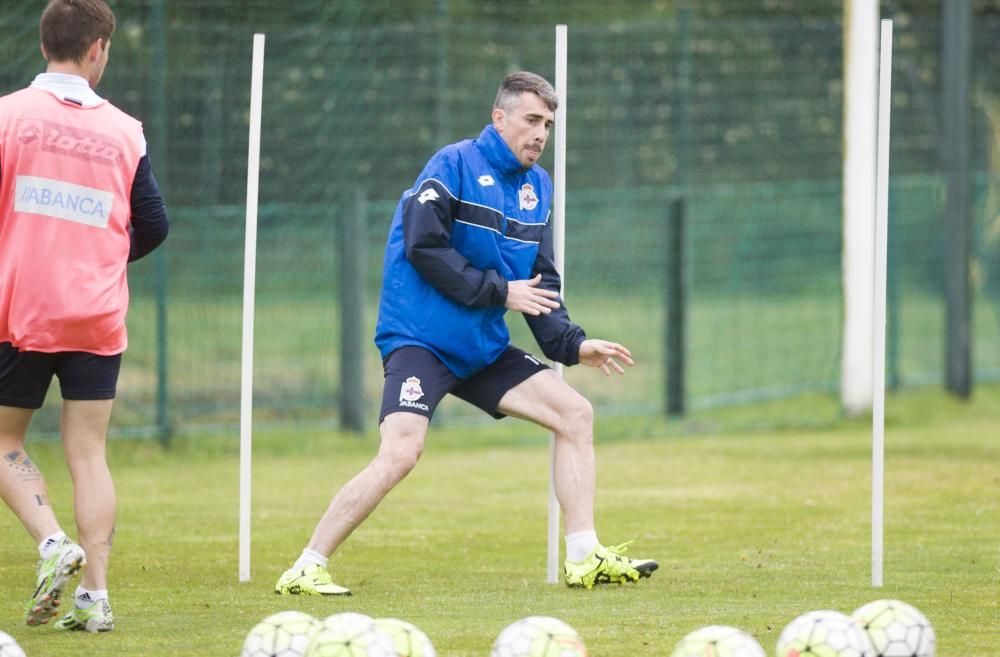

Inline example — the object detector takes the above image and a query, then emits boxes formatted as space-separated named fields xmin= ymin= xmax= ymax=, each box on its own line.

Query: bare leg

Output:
xmin=61 ymin=400 xmax=115 ymax=591
xmin=0 ymin=406 xmax=61 ymax=543
xmin=496 ymin=370 xmax=596 ymax=534
xmin=307 ymin=412 xmax=428 ymax=556
xmin=498 ymin=368 xmax=659 ymax=587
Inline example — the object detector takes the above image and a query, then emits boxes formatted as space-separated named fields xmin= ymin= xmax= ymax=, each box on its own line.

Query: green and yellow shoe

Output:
xmin=25 ymin=539 xmax=86 ymax=626
xmin=274 ymin=564 xmax=352 ymax=596
xmin=54 ymin=598 xmax=114 ymax=633
xmin=563 ymin=541 xmax=658 ymax=589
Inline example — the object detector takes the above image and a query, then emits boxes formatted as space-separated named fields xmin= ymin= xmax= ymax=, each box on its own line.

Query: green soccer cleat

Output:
xmin=25 ymin=539 xmax=86 ymax=626
xmin=54 ymin=598 xmax=114 ymax=633
xmin=274 ymin=564 xmax=352 ymax=596
xmin=563 ymin=541 xmax=659 ymax=589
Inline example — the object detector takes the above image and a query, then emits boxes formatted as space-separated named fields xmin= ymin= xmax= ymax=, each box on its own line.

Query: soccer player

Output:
xmin=0 ymin=0 xmax=169 ymax=633
xmin=275 ymin=72 xmax=656 ymax=595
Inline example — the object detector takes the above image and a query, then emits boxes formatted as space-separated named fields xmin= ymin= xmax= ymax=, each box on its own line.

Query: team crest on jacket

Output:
xmin=519 ymin=183 xmax=539 ymax=211
xmin=399 ymin=376 xmax=424 ymax=402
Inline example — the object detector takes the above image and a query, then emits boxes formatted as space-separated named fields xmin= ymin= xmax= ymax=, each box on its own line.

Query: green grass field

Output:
xmin=1 ymin=385 xmax=997 ymax=656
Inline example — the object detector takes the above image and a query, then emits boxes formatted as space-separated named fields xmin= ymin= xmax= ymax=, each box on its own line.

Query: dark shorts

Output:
xmin=0 ymin=342 xmax=122 ymax=409
xmin=379 ymin=345 xmax=550 ymax=424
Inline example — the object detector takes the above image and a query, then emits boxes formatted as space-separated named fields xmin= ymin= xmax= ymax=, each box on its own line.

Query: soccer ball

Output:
xmin=776 ymin=610 xmax=875 ymax=657
xmin=490 ymin=616 xmax=588 ymax=657
xmin=241 ymin=610 xmax=322 ymax=657
xmin=374 ymin=618 xmax=436 ymax=657
xmin=0 ymin=631 xmax=26 ymax=657
xmin=670 ymin=625 xmax=767 ymax=657
xmin=851 ymin=599 xmax=935 ymax=657
xmin=305 ymin=612 xmax=398 ymax=657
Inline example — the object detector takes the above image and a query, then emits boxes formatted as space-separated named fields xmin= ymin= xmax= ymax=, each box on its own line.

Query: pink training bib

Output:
xmin=0 ymin=87 xmax=144 ymax=354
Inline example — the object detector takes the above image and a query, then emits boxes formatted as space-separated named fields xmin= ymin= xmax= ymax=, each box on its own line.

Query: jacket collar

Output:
xmin=476 ymin=124 xmax=526 ymax=176
xmin=31 ymin=73 xmax=104 ymax=108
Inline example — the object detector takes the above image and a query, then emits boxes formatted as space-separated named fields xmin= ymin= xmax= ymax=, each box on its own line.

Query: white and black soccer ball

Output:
xmin=304 ymin=612 xmax=397 ymax=657
xmin=670 ymin=625 xmax=767 ymax=657
xmin=490 ymin=616 xmax=588 ymax=657
xmin=0 ymin=631 xmax=26 ymax=657
xmin=374 ymin=618 xmax=436 ymax=657
xmin=776 ymin=610 xmax=875 ymax=657
xmin=851 ymin=599 xmax=935 ymax=657
xmin=241 ymin=610 xmax=322 ymax=657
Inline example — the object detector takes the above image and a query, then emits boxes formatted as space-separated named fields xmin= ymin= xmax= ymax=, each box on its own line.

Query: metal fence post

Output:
xmin=887 ymin=197 xmax=901 ymax=391
xmin=338 ymin=188 xmax=367 ymax=433
xmin=942 ymin=0 xmax=973 ymax=398
xmin=150 ymin=0 xmax=171 ymax=444
xmin=666 ymin=196 xmax=687 ymax=417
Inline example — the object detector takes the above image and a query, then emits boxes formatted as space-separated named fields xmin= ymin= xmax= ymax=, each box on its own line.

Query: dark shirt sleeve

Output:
xmin=402 ymin=177 xmax=508 ymax=308
xmin=128 ymin=154 xmax=169 ymax=262
xmin=523 ymin=215 xmax=586 ymax=366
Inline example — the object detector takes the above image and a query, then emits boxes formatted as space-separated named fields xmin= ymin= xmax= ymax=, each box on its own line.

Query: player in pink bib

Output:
xmin=0 ymin=0 xmax=168 ymax=633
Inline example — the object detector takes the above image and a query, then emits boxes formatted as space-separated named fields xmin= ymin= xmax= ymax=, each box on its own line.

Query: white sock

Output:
xmin=292 ymin=548 xmax=328 ymax=571
xmin=75 ymin=587 xmax=108 ymax=609
xmin=565 ymin=530 xmax=599 ymax=562
xmin=39 ymin=531 xmax=67 ymax=559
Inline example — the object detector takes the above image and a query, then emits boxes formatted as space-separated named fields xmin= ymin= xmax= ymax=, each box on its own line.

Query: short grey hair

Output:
xmin=493 ymin=71 xmax=558 ymax=113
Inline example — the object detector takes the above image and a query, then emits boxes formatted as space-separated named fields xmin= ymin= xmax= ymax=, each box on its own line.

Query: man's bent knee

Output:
xmin=377 ymin=412 xmax=428 ymax=478
xmin=557 ymin=396 xmax=594 ymax=437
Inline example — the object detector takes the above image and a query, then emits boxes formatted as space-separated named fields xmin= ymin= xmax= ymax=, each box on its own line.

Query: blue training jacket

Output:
xmin=374 ymin=124 xmax=586 ymax=379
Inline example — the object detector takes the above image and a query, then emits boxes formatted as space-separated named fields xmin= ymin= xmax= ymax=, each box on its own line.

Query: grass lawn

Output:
xmin=1 ymin=385 xmax=997 ymax=656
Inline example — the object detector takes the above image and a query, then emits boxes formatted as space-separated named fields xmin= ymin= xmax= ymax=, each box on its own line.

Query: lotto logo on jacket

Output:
xmin=17 ymin=119 xmax=124 ymax=165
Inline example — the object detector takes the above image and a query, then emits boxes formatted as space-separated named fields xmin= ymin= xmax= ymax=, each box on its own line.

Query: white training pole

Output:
xmin=872 ymin=19 xmax=892 ymax=588
xmin=841 ymin=0 xmax=879 ymax=415
xmin=239 ymin=33 xmax=265 ymax=583
xmin=547 ymin=24 xmax=568 ymax=585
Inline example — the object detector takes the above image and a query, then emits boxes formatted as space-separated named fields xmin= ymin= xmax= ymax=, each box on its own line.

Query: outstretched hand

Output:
xmin=578 ymin=339 xmax=634 ymax=376
xmin=505 ymin=274 xmax=561 ymax=316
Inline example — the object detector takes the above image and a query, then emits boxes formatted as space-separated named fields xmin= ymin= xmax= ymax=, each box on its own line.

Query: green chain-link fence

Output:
xmin=2 ymin=1 xmax=998 ymax=436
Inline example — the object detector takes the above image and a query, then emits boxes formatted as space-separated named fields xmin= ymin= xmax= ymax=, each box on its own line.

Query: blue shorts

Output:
xmin=379 ymin=345 xmax=550 ymax=424
xmin=0 ymin=342 xmax=121 ymax=409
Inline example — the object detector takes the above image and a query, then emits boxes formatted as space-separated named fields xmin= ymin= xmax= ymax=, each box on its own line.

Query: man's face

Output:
xmin=492 ymin=92 xmax=555 ymax=168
